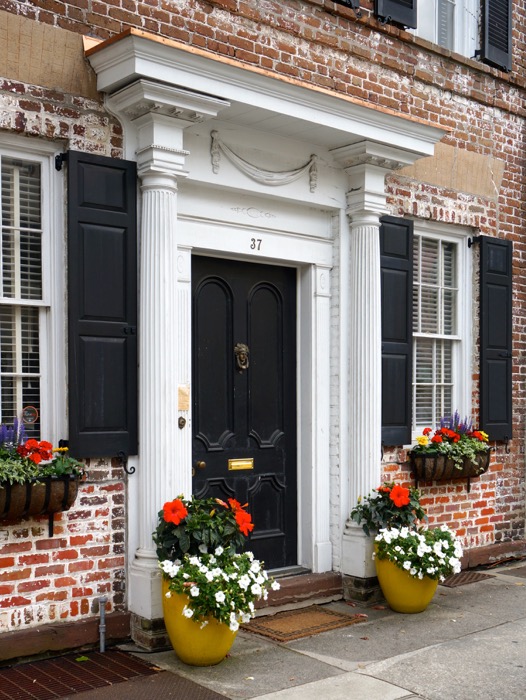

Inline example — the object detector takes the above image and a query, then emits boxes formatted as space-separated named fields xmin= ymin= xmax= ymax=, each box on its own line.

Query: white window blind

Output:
xmin=413 ymin=234 xmax=459 ymax=427
xmin=0 ymin=156 xmax=43 ymax=437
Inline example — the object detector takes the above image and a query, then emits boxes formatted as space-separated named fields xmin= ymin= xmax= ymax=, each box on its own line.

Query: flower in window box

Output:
xmin=410 ymin=411 xmax=490 ymax=471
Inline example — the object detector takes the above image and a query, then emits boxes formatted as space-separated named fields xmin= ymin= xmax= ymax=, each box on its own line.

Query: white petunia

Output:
xmin=271 ymin=580 xmax=280 ymax=591
xmin=215 ymin=591 xmax=226 ymax=604
xmin=182 ymin=606 xmax=194 ymax=618
xmin=199 ymin=544 xmax=208 ymax=554
xmin=190 ymin=586 xmax=200 ymax=597
xmin=251 ymin=583 xmax=262 ymax=596
xmin=403 ymin=560 xmax=411 ymax=570
xmin=215 ymin=546 xmax=224 ymax=556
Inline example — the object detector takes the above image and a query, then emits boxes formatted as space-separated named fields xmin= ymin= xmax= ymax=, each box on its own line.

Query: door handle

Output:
xmin=195 ymin=461 xmax=206 ymax=470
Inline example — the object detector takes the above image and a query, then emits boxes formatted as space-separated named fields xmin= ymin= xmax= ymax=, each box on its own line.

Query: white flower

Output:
xmin=229 ymin=619 xmax=240 ymax=632
xmin=189 ymin=556 xmax=200 ymax=566
xmin=215 ymin=591 xmax=226 ymax=604
xmin=205 ymin=571 xmax=215 ymax=582
xmin=165 ymin=590 xmax=172 ymax=598
xmin=200 ymin=620 xmax=209 ymax=629
xmin=190 ymin=585 xmax=200 ymax=597
xmin=403 ymin=560 xmax=411 ymax=570
xmin=199 ymin=565 xmax=209 ymax=574
xmin=241 ymin=612 xmax=252 ymax=623
xmin=250 ymin=561 xmax=261 ymax=574
xmin=215 ymin=546 xmax=224 ymax=556
xmin=199 ymin=544 xmax=208 ymax=554
xmin=182 ymin=606 xmax=194 ymax=618
xmin=239 ymin=574 xmax=251 ymax=591
xmin=251 ymin=583 xmax=262 ymax=596
xmin=271 ymin=580 xmax=280 ymax=591
xmin=246 ymin=551 xmax=254 ymax=560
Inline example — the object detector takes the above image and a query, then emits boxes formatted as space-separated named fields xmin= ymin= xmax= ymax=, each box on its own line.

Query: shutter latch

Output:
xmin=117 ymin=451 xmax=135 ymax=475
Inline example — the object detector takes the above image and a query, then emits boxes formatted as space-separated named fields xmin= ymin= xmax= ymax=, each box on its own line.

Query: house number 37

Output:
xmin=250 ymin=238 xmax=262 ymax=251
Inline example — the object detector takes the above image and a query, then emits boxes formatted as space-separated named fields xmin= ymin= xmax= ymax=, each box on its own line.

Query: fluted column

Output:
xmin=348 ymin=211 xmax=383 ymax=506
xmin=135 ymin=170 xmax=180 ymax=560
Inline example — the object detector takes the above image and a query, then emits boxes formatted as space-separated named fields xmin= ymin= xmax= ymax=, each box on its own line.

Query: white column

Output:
xmin=129 ymin=164 xmax=186 ymax=619
xmin=105 ymin=82 xmax=230 ymax=621
xmin=348 ymin=210 xmax=383 ymax=506
xmin=331 ymin=142 xmax=418 ymax=579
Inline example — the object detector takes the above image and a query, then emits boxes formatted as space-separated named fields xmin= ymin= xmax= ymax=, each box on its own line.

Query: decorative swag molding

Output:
xmin=210 ymin=131 xmax=318 ymax=192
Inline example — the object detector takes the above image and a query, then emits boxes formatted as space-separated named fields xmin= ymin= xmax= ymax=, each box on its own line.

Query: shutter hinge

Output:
xmin=117 ymin=451 xmax=135 ymax=475
xmin=468 ymin=235 xmax=482 ymax=248
xmin=55 ymin=152 xmax=68 ymax=171
xmin=333 ymin=0 xmax=362 ymax=18
xmin=503 ymin=436 xmax=510 ymax=454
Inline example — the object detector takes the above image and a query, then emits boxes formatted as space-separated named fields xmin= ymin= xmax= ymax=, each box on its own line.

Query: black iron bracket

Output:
xmin=118 ymin=451 xmax=135 ymax=475
xmin=55 ymin=152 xmax=68 ymax=171
xmin=468 ymin=235 xmax=482 ymax=248
xmin=333 ymin=0 xmax=362 ymax=18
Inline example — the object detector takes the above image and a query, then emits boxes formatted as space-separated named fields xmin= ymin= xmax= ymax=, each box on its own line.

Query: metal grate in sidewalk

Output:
xmin=0 ymin=650 xmax=158 ymax=700
xmin=440 ymin=571 xmax=494 ymax=587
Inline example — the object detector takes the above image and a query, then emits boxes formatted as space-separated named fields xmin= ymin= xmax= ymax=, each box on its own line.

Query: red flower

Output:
xmin=163 ymin=498 xmax=188 ymax=525
xmin=235 ymin=508 xmax=254 ymax=536
xmin=423 ymin=427 xmax=432 ymax=436
xmin=228 ymin=498 xmax=242 ymax=512
xmin=28 ymin=452 xmax=42 ymax=464
xmin=389 ymin=484 xmax=410 ymax=508
xmin=431 ymin=434 xmax=443 ymax=444
xmin=377 ymin=486 xmax=391 ymax=494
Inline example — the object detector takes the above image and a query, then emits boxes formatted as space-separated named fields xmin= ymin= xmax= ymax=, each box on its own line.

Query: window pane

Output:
xmin=0 ymin=152 xmax=42 ymax=439
xmin=1 ymin=157 xmax=42 ymax=301
xmin=413 ymin=234 xmax=459 ymax=430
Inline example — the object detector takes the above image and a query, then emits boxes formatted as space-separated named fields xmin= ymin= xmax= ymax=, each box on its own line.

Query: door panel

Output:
xmin=192 ymin=256 xmax=297 ymax=569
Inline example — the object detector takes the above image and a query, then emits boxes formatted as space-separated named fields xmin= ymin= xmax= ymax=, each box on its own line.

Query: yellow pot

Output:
xmin=375 ymin=556 xmax=438 ymax=613
xmin=161 ymin=579 xmax=237 ymax=666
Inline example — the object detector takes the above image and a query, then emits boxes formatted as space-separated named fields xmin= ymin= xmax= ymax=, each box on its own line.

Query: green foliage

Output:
xmin=153 ymin=496 xmax=250 ymax=562
xmin=0 ymin=424 xmax=85 ymax=485
xmin=375 ymin=525 xmax=463 ymax=581
xmin=350 ymin=482 xmax=426 ymax=536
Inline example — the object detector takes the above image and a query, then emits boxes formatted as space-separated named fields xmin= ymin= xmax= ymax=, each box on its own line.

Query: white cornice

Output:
xmin=87 ymin=33 xmax=445 ymax=157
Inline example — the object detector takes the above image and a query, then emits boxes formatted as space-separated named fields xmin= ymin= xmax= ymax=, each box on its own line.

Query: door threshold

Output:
xmin=269 ymin=565 xmax=312 ymax=578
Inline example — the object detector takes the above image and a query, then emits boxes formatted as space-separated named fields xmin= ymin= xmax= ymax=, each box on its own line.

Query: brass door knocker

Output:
xmin=234 ymin=343 xmax=250 ymax=372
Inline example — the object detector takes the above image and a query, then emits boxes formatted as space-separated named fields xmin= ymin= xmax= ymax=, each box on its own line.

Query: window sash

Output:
xmin=412 ymin=231 xmax=465 ymax=430
xmin=0 ymin=153 xmax=45 ymax=437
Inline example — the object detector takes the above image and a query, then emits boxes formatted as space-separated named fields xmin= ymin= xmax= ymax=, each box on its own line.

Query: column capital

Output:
xmin=331 ymin=140 xmax=423 ymax=217
xmin=106 ymin=78 xmax=230 ymax=176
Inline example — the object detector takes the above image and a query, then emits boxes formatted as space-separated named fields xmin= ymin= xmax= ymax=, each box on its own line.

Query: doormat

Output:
xmin=0 ymin=650 xmax=159 ymax=700
xmin=242 ymin=605 xmax=366 ymax=642
xmin=440 ymin=571 xmax=495 ymax=587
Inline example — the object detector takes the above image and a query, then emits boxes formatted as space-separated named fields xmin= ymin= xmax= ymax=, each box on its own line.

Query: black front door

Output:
xmin=192 ymin=256 xmax=297 ymax=570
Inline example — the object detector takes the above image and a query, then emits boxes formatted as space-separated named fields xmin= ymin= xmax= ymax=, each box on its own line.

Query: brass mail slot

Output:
xmin=228 ymin=458 xmax=254 ymax=471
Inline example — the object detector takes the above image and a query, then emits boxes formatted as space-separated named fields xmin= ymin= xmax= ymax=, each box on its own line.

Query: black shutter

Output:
xmin=67 ymin=151 xmax=138 ymax=457
xmin=482 ymin=0 xmax=512 ymax=72
xmin=375 ymin=0 xmax=417 ymax=29
xmin=480 ymin=236 xmax=513 ymax=441
xmin=380 ymin=216 xmax=413 ymax=445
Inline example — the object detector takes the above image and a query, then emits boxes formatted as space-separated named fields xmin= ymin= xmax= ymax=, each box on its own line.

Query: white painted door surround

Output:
xmin=87 ymin=30 xmax=445 ymax=622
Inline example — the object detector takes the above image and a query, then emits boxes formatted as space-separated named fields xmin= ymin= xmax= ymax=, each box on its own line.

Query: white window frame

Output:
xmin=412 ymin=220 xmax=472 ymax=436
xmin=414 ymin=0 xmax=479 ymax=59
xmin=0 ymin=134 xmax=65 ymax=444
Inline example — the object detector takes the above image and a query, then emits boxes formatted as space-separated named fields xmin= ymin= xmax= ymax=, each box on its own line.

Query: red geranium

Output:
xmin=389 ymin=484 xmax=410 ymax=508
xmin=163 ymin=498 xmax=188 ymax=525
xmin=235 ymin=508 xmax=254 ymax=536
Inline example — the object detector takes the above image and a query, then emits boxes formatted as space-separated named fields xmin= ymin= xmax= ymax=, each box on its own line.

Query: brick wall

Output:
xmin=0 ymin=460 xmax=126 ymax=635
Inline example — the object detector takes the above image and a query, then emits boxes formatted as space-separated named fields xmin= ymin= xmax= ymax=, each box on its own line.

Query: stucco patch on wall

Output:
xmin=0 ymin=11 xmax=98 ymax=99
xmin=399 ymin=142 xmax=505 ymax=199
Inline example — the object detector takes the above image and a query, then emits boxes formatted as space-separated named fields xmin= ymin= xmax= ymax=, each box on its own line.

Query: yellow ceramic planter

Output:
xmin=375 ymin=556 xmax=438 ymax=613
xmin=161 ymin=579 xmax=237 ymax=666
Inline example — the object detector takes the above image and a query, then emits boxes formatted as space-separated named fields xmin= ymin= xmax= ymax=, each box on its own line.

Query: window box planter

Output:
xmin=409 ymin=451 xmax=490 ymax=492
xmin=0 ymin=475 xmax=80 ymax=535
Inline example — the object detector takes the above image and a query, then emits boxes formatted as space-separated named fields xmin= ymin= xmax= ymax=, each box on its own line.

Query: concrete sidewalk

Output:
xmin=76 ymin=560 xmax=526 ymax=700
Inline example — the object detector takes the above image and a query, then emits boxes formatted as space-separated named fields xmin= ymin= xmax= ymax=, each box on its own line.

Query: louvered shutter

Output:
xmin=375 ymin=0 xmax=417 ymax=28
xmin=381 ymin=216 xmax=413 ymax=445
xmin=480 ymin=236 xmax=512 ymax=441
xmin=482 ymin=0 xmax=512 ymax=71
xmin=67 ymin=151 xmax=138 ymax=457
